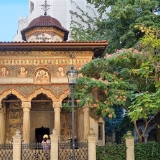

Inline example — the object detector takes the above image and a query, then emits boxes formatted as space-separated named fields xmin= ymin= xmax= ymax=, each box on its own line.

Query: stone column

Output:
xmin=88 ymin=128 xmax=96 ymax=160
xmin=125 ymin=131 xmax=135 ymax=160
xmin=143 ymin=134 xmax=148 ymax=143
xmin=13 ymin=129 xmax=21 ymax=160
xmin=53 ymin=102 xmax=61 ymax=136
xmin=0 ymin=104 xmax=5 ymax=144
xmin=83 ymin=105 xmax=90 ymax=140
xmin=50 ymin=129 xmax=59 ymax=160
xmin=22 ymin=101 xmax=31 ymax=143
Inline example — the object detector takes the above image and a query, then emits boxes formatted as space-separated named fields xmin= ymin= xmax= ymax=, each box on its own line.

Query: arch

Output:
xmin=137 ymin=125 xmax=144 ymax=133
xmin=144 ymin=125 xmax=156 ymax=136
xmin=0 ymin=88 xmax=26 ymax=102
xmin=136 ymin=124 xmax=156 ymax=138
xmin=27 ymin=87 xmax=57 ymax=101
xmin=58 ymin=89 xmax=70 ymax=102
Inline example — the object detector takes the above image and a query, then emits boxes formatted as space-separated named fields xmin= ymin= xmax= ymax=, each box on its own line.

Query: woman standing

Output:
xmin=42 ymin=134 xmax=50 ymax=150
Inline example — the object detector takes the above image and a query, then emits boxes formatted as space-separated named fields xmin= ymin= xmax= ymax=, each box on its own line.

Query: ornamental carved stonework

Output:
xmin=0 ymin=50 xmax=92 ymax=103
xmin=0 ymin=85 xmax=69 ymax=103
xmin=0 ymin=88 xmax=26 ymax=102
xmin=0 ymin=58 xmax=90 ymax=66
xmin=0 ymin=50 xmax=93 ymax=58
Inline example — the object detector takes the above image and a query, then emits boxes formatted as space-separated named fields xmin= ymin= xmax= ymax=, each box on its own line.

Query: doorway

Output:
xmin=30 ymin=93 xmax=54 ymax=142
xmin=35 ymin=126 xmax=50 ymax=142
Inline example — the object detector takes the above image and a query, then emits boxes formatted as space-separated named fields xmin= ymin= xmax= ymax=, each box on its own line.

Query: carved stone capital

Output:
xmin=22 ymin=101 xmax=31 ymax=109
xmin=13 ymin=129 xmax=22 ymax=143
xmin=88 ymin=128 xmax=96 ymax=143
xmin=53 ymin=102 xmax=62 ymax=108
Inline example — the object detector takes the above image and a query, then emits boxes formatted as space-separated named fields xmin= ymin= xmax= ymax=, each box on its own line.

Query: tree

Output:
xmin=70 ymin=0 xmax=160 ymax=53
xmin=74 ymin=26 xmax=160 ymax=142
xmin=127 ymin=26 xmax=160 ymax=142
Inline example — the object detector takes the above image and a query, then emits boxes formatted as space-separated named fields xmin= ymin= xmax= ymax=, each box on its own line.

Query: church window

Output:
xmin=98 ymin=123 xmax=103 ymax=140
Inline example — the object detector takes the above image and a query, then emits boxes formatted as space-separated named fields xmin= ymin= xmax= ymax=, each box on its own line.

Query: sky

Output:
xmin=0 ymin=0 xmax=28 ymax=42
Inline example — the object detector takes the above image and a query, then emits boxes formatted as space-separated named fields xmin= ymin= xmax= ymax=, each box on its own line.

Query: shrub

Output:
xmin=96 ymin=141 xmax=160 ymax=160
xmin=135 ymin=141 xmax=160 ymax=160
xmin=96 ymin=143 xmax=126 ymax=160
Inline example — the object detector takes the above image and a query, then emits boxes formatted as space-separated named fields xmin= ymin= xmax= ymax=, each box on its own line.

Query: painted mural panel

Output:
xmin=6 ymin=102 xmax=23 ymax=143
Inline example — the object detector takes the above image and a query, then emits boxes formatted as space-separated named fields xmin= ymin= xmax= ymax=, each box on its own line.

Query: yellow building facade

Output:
xmin=0 ymin=15 xmax=108 ymax=146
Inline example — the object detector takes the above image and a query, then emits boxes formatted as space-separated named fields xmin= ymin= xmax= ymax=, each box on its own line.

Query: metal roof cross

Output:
xmin=40 ymin=0 xmax=51 ymax=16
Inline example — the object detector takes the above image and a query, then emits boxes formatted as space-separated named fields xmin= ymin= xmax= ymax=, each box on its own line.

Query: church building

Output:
xmin=0 ymin=0 xmax=108 ymax=146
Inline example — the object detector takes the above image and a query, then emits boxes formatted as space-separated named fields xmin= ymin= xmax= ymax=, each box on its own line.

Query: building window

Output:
xmin=98 ymin=123 xmax=103 ymax=140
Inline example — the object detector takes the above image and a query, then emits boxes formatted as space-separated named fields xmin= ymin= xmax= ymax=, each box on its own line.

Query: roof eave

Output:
xmin=0 ymin=41 xmax=108 ymax=57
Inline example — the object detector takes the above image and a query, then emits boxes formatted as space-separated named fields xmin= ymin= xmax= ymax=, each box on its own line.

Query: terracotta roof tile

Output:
xmin=0 ymin=40 xmax=107 ymax=43
xmin=21 ymin=15 xmax=69 ymax=41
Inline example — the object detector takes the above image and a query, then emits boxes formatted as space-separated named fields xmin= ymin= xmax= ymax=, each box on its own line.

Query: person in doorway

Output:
xmin=42 ymin=134 xmax=50 ymax=150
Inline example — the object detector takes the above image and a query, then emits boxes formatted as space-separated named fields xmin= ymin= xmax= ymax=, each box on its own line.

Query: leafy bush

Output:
xmin=96 ymin=141 xmax=160 ymax=160
xmin=135 ymin=141 xmax=160 ymax=160
xmin=96 ymin=143 xmax=126 ymax=160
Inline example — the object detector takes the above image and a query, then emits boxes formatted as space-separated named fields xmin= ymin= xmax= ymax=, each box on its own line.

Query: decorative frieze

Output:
xmin=0 ymin=51 xmax=93 ymax=57
xmin=0 ymin=85 xmax=69 ymax=101
xmin=0 ymin=58 xmax=91 ymax=66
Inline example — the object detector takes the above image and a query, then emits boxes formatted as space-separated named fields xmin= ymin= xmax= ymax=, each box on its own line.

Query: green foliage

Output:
xmin=96 ymin=142 xmax=160 ymax=160
xmin=105 ymin=105 xmax=123 ymax=137
xmin=75 ymin=44 xmax=159 ymax=142
xmin=135 ymin=141 xmax=160 ymax=160
xmin=128 ymin=90 xmax=160 ymax=121
xmin=96 ymin=143 xmax=126 ymax=160
xmin=71 ymin=0 xmax=160 ymax=53
xmin=115 ymin=115 xmax=134 ymax=143
xmin=70 ymin=1 xmax=105 ymax=41
xmin=75 ymin=48 xmax=156 ymax=117
xmin=71 ymin=10 xmax=160 ymax=140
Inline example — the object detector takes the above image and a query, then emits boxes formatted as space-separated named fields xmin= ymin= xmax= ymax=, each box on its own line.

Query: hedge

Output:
xmin=96 ymin=141 xmax=160 ymax=160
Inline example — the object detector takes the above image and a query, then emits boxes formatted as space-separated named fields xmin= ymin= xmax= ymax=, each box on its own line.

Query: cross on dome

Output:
xmin=40 ymin=0 xmax=51 ymax=16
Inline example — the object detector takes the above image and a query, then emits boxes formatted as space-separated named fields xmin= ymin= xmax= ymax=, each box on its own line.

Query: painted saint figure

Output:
xmin=0 ymin=67 xmax=9 ymax=77
xmin=18 ymin=67 xmax=28 ymax=78
xmin=35 ymin=69 xmax=49 ymax=83
xmin=57 ymin=67 xmax=65 ymax=77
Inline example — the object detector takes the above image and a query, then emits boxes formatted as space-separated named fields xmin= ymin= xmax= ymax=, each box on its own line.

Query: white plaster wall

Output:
xmin=13 ymin=0 xmax=98 ymax=41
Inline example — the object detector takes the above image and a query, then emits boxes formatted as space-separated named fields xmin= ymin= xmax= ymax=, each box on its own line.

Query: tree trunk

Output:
xmin=139 ymin=136 xmax=143 ymax=143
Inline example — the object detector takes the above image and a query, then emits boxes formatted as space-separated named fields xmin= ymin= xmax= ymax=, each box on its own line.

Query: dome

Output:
xmin=21 ymin=15 xmax=69 ymax=41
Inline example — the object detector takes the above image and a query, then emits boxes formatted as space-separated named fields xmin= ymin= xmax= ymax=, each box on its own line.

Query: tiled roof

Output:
xmin=0 ymin=40 xmax=108 ymax=58
xmin=0 ymin=40 xmax=107 ymax=43
xmin=21 ymin=16 xmax=69 ymax=41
